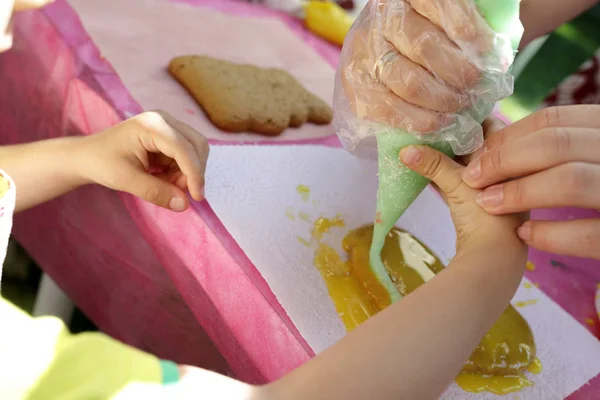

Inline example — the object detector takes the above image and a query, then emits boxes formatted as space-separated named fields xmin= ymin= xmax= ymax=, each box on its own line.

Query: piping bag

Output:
xmin=334 ymin=1 xmax=524 ymax=303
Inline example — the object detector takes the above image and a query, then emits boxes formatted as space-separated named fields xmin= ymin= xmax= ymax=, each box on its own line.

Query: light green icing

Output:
xmin=370 ymin=1 xmax=523 ymax=303
xmin=475 ymin=0 xmax=524 ymax=50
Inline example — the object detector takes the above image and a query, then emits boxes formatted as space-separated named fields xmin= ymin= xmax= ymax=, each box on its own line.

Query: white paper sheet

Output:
xmin=206 ymin=144 xmax=600 ymax=399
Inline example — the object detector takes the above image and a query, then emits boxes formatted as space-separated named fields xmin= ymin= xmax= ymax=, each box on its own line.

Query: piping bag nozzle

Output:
xmin=371 ymin=133 xmax=453 ymax=303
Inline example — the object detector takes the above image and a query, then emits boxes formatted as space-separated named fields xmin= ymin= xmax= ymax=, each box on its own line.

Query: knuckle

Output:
xmin=548 ymin=127 xmax=572 ymax=159
xmin=485 ymin=148 xmax=503 ymax=175
xmin=403 ymin=75 xmax=425 ymax=101
xmin=414 ymin=114 xmax=443 ymax=133
xmin=536 ymin=107 xmax=561 ymax=129
xmin=151 ymin=109 xmax=169 ymax=118
xmin=135 ymin=111 xmax=169 ymax=134
xmin=490 ymin=128 xmax=509 ymax=149
xmin=508 ymin=179 xmax=526 ymax=207
xmin=179 ymin=137 xmax=196 ymax=153
xmin=136 ymin=111 xmax=164 ymax=126
xmin=172 ymin=139 xmax=195 ymax=161
xmin=581 ymin=228 xmax=596 ymax=250
xmin=422 ymin=152 xmax=443 ymax=179
xmin=145 ymin=185 xmax=165 ymax=206
xmin=461 ymin=64 xmax=481 ymax=88
xmin=580 ymin=224 xmax=600 ymax=258
xmin=563 ymin=162 xmax=591 ymax=194
xmin=530 ymin=224 xmax=550 ymax=250
xmin=451 ymin=24 xmax=478 ymax=44
xmin=412 ymin=40 xmax=431 ymax=62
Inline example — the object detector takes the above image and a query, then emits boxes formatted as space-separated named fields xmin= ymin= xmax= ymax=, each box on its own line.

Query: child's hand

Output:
xmin=400 ymin=134 xmax=525 ymax=255
xmin=274 ymin=134 xmax=529 ymax=400
xmin=1 ymin=0 xmax=54 ymax=52
xmin=77 ymin=111 xmax=208 ymax=212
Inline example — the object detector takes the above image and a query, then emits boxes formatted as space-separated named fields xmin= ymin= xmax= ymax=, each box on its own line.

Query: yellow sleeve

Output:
xmin=0 ymin=297 xmax=164 ymax=400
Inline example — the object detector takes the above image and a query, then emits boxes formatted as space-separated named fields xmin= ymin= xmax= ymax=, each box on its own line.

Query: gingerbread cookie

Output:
xmin=168 ymin=55 xmax=333 ymax=136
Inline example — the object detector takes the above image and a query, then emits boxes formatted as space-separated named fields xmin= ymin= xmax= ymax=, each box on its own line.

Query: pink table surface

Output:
xmin=1 ymin=0 xmax=599 ymax=397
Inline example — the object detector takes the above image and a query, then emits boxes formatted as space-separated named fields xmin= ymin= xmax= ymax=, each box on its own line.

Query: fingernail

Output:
xmin=476 ymin=185 xmax=504 ymax=208
xmin=169 ymin=196 xmax=186 ymax=212
xmin=400 ymin=146 xmax=422 ymax=166
xmin=518 ymin=222 xmax=532 ymax=241
xmin=462 ymin=158 xmax=481 ymax=183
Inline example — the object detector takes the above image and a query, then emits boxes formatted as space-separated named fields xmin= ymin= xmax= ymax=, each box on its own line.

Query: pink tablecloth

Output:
xmin=1 ymin=0 xmax=599 ymax=397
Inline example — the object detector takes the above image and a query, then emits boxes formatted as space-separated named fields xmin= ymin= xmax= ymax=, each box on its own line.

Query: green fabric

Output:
xmin=475 ymin=0 xmax=523 ymax=50
xmin=0 ymin=297 xmax=163 ymax=400
xmin=501 ymin=8 xmax=600 ymax=121
xmin=160 ymin=360 xmax=180 ymax=385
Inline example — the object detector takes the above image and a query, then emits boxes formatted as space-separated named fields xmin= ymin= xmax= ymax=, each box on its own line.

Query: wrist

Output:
xmin=68 ymin=135 xmax=98 ymax=187
xmin=453 ymin=236 xmax=528 ymax=280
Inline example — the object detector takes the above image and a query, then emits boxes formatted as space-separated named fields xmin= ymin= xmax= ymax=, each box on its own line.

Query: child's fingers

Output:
xmin=151 ymin=110 xmax=210 ymax=193
xmin=13 ymin=0 xmax=54 ymax=12
xmin=135 ymin=111 xmax=207 ymax=201
xmin=399 ymin=145 xmax=464 ymax=195
xmin=126 ymin=171 xmax=189 ymax=212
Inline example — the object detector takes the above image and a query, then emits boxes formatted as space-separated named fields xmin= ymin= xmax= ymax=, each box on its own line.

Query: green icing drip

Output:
xmin=371 ymin=133 xmax=452 ymax=302
xmin=370 ymin=0 xmax=522 ymax=303
xmin=475 ymin=0 xmax=524 ymax=50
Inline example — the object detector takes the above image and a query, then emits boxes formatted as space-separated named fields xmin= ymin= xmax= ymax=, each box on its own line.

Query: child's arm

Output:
xmin=270 ymin=241 xmax=526 ymax=400
xmin=266 ymin=144 xmax=528 ymax=400
xmin=0 ymin=111 xmax=208 ymax=212
xmin=0 ymin=137 xmax=86 ymax=212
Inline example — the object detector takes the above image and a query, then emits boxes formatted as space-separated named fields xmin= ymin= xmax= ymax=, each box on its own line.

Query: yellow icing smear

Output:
xmin=298 ymin=211 xmax=311 ymax=222
xmin=455 ymin=357 xmax=542 ymax=395
xmin=296 ymin=184 xmax=311 ymax=202
xmin=285 ymin=207 xmax=296 ymax=220
xmin=514 ymin=300 xmax=539 ymax=308
xmin=454 ymin=373 xmax=533 ymax=395
xmin=311 ymin=222 xmax=541 ymax=395
xmin=526 ymin=261 xmax=536 ymax=271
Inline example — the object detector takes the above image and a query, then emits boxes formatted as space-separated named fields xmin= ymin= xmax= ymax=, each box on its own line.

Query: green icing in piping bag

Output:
xmin=370 ymin=0 xmax=524 ymax=304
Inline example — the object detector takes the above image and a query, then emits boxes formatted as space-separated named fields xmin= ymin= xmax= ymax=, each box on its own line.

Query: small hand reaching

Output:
xmin=78 ymin=110 xmax=209 ymax=212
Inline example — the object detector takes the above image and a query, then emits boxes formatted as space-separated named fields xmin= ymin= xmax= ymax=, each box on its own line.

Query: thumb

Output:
xmin=127 ymin=173 xmax=189 ymax=212
xmin=399 ymin=145 xmax=464 ymax=195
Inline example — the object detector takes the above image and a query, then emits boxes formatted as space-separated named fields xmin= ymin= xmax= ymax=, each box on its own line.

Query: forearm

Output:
xmin=0 ymin=137 xmax=88 ymax=212
xmin=270 ymin=238 xmax=527 ymax=400
xmin=520 ymin=0 xmax=598 ymax=46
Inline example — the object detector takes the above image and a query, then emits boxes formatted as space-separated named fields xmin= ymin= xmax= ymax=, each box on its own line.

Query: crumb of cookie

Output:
xmin=168 ymin=55 xmax=333 ymax=136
